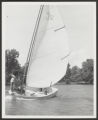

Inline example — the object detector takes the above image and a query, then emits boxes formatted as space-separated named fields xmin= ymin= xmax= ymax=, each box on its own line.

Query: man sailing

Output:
xmin=9 ymin=74 xmax=16 ymax=93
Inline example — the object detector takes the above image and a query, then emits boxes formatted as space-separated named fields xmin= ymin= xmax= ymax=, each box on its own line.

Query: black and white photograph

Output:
xmin=2 ymin=1 xmax=96 ymax=118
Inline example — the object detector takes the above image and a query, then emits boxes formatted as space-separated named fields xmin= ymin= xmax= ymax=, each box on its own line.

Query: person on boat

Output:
xmin=49 ymin=82 xmax=52 ymax=92
xmin=39 ymin=88 xmax=43 ymax=92
xmin=16 ymin=76 xmax=22 ymax=92
xmin=44 ymin=88 xmax=48 ymax=95
xmin=10 ymin=74 xmax=16 ymax=92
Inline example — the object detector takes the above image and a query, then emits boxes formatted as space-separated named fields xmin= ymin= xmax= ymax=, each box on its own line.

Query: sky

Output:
xmin=3 ymin=2 xmax=96 ymax=68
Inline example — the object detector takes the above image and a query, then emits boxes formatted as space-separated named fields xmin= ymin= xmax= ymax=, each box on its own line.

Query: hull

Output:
xmin=8 ymin=90 xmax=17 ymax=95
xmin=12 ymin=87 xmax=58 ymax=100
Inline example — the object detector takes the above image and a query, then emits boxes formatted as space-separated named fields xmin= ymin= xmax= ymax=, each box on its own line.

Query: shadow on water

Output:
xmin=5 ymin=85 xmax=94 ymax=116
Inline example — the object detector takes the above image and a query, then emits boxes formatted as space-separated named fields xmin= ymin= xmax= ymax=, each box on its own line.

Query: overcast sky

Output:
xmin=3 ymin=2 xmax=96 ymax=68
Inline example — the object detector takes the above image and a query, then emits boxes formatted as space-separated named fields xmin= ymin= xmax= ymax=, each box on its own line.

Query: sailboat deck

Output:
xmin=13 ymin=87 xmax=58 ymax=99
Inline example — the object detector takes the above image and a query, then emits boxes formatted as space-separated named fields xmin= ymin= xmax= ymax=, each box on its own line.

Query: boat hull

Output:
xmin=12 ymin=87 xmax=58 ymax=100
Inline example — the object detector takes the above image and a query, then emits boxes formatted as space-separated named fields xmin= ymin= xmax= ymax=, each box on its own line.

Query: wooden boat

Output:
xmin=11 ymin=87 xmax=58 ymax=100
xmin=9 ymin=5 xmax=69 ymax=99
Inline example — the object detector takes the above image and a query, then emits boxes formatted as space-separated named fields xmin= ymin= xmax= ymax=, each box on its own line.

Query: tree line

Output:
xmin=60 ymin=59 xmax=94 ymax=84
xmin=5 ymin=49 xmax=94 ymax=85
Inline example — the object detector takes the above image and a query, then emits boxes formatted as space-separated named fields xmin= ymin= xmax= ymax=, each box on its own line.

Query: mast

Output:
xmin=21 ymin=5 xmax=44 ymax=93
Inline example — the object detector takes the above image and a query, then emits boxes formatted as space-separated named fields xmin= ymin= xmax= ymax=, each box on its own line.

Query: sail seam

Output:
xmin=54 ymin=25 xmax=65 ymax=32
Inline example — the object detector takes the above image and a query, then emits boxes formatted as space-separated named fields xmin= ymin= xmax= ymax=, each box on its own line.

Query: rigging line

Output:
xmin=27 ymin=5 xmax=44 ymax=71
xmin=27 ymin=5 xmax=44 ymax=64
xmin=22 ymin=5 xmax=44 ymax=87
xmin=22 ymin=6 xmax=43 ymax=77
xmin=54 ymin=25 xmax=65 ymax=32
xmin=24 ymin=5 xmax=44 ymax=77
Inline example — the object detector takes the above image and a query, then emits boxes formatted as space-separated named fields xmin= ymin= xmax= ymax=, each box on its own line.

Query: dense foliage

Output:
xmin=5 ymin=49 xmax=22 ymax=85
xmin=60 ymin=59 xmax=94 ymax=84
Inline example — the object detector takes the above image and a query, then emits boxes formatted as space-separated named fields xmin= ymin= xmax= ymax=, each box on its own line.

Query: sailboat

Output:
xmin=13 ymin=5 xmax=70 ymax=99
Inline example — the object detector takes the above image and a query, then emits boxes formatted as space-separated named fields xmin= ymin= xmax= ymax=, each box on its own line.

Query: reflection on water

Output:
xmin=5 ymin=85 xmax=94 ymax=116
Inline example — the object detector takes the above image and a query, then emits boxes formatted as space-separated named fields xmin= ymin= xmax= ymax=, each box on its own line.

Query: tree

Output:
xmin=64 ymin=63 xmax=71 ymax=84
xmin=81 ymin=59 xmax=94 ymax=84
xmin=58 ymin=59 xmax=94 ymax=85
xmin=70 ymin=66 xmax=82 ymax=82
xmin=58 ymin=63 xmax=71 ymax=83
xmin=5 ymin=49 xmax=21 ymax=84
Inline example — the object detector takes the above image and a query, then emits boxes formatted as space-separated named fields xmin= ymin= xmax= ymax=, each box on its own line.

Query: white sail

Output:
xmin=26 ymin=5 xmax=69 ymax=88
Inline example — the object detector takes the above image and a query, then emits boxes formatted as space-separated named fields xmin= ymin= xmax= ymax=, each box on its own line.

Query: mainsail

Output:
xmin=26 ymin=5 xmax=69 ymax=88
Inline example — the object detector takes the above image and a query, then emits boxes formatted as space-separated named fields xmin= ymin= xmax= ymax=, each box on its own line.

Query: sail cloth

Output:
xmin=26 ymin=5 xmax=70 ymax=88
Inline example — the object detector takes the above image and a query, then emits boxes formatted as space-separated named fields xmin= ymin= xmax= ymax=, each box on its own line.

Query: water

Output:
xmin=5 ymin=85 xmax=94 ymax=116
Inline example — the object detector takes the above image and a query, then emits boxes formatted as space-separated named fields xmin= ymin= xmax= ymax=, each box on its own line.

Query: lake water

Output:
xmin=5 ymin=85 xmax=94 ymax=117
